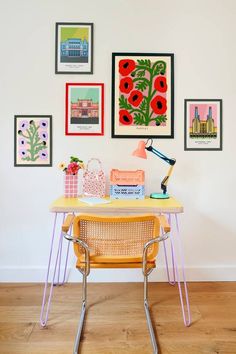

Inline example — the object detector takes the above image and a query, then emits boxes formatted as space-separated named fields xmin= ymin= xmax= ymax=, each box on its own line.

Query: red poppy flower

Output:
xmin=154 ymin=76 xmax=168 ymax=93
xmin=119 ymin=59 xmax=136 ymax=76
xmin=119 ymin=110 xmax=133 ymax=125
xmin=150 ymin=95 xmax=167 ymax=115
xmin=119 ymin=77 xmax=134 ymax=94
xmin=128 ymin=90 xmax=143 ymax=107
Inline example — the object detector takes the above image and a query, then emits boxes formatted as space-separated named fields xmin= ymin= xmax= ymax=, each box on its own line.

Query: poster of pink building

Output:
xmin=71 ymin=99 xmax=99 ymax=124
xmin=184 ymin=99 xmax=222 ymax=151
xmin=65 ymin=83 xmax=104 ymax=136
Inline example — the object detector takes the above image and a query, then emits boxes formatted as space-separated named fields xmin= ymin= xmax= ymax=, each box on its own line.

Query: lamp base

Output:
xmin=150 ymin=192 xmax=170 ymax=199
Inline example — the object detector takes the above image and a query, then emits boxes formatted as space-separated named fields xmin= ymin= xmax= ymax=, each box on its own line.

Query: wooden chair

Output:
xmin=62 ymin=214 xmax=171 ymax=354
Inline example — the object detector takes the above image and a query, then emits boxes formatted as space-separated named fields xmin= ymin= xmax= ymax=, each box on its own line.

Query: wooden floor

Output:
xmin=0 ymin=282 xmax=236 ymax=354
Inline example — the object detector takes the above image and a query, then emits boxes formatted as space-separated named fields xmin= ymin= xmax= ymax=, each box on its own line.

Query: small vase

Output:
xmin=64 ymin=174 xmax=78 ymax=198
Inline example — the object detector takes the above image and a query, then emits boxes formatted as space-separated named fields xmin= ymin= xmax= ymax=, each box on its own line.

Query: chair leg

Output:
xmin=73 ymin=272 xmax=88 ymax=354
xmin=144 ymin=274 xmax=158 ymax=354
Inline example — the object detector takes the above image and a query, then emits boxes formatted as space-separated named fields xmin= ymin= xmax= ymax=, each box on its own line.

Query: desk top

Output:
xmin=50 ymin=196 xmax=183 ymax=214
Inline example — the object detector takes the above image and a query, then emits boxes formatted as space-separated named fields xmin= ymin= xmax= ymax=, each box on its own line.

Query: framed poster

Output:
xmin=14 ymin=115 xmax=52 ymax=166
xmin=184 ymin=99 xmax=222 ymax=151
xmin=55 ymin=22 xmax=93 ymax=74
xmin=65 ymin=83 xmax=104 ymax=136
xmin=112 ymin=53 xmax=174 ymax=139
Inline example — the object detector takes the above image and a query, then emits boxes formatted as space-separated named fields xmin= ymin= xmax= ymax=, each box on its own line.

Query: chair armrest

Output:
xmin=143 ymin=232 xmax=170 ymax=276
xmin=158 ymin=215 xmax=171 ymax=233
xmin=62 ymin=214 xmax=74 ymax=233
xmin=63 ymin=232 xmax=90 ymax=276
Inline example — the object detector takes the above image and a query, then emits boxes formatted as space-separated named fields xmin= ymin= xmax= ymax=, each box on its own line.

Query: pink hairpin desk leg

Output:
xmin=40 ymin=212 xmax=71 ymax=327
xmin=167 ymin=213 xmax=191 ymax=327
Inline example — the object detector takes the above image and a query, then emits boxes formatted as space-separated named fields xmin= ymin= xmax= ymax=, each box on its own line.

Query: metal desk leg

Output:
xmin=168 ymin=213 xmax=191 ymax=327
xmin=40 ymin=212 xmax=71 ymax=327
xmin=163 ymin=229 xmax=176 ymax=285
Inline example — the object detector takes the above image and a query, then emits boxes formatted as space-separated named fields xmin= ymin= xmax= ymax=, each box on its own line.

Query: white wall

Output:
xmin=0 ymin=0 xmax=236 ymax=282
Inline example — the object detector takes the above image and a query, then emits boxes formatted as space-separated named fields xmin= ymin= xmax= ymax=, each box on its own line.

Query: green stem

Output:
xmin=149 ymin=111 xmax=155 ymax=119
xmin=35 ymin=142 xmax=46 ymax=148
xmin=150 ymin=89 xmax=157 ymax=101
xmin=133 ymin=66 xmax=152 ymax=75
xmin=29 ymin=123 xmax=41 ymax=161
xmin=149 ymin=118 xmax=159 ymax=122
xmin=130 ymin=108 xmax=146 ymax=116
xmin=133 ymin=77 xmax=149 ymax=84
xmin=19 ymin=132 xmax=30 ymax=139
xmin=152 ymin=60 xmax=166 ymax=75
xmin=146 ymin=67 xmax=155 ymax=125
xmin=32 ymin=155 xmax=39 ymax=161
xmin=25 ymin=128 xmax=35 ymax=161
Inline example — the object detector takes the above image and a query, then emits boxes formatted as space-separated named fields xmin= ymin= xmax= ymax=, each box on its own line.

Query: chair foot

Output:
xmin=144 ymin=298 xmax=158 ymax=354
xmin=73 ymin=300 xmax=86 ymax=354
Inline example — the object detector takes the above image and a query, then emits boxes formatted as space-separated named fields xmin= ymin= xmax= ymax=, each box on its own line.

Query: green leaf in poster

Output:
xmin=154 ymin=115 xmax=167 ymax=125
xmin=135 ymin=80 xmax=148 ymax=92
xmin=137 ymin=59 xmax=151 ymax=68
xmin=139 ymin=97 xmax=148 ymax=111
xmin=34 ymin=145 xmax=46 ymax=154
xmin=134 ymin=113 xmax=146 ymax=125
xmin=152 ymin=61 xmax=166 ymax=76
xmin=119 ymin=95 xmax=132 ymax=110
xmin=137 ymin=70 xmax=146 ymax=78
xmin=22 ymin=156 xmax=33 ymax=161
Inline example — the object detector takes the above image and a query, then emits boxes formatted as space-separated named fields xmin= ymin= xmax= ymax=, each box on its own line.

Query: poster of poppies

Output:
xmin=184 ymin=99 xmax=222 ymax=151
xmin=112 ymin=53 xmax=174 ymax=138
xmin=14 ymin=115 xmax=52 ymax=166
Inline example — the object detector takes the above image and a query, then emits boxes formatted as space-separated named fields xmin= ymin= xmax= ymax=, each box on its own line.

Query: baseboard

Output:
xmin=0 ymin=266 xmax=236 ymax=282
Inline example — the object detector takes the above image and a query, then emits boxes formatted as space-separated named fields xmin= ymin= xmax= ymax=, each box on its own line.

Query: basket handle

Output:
xmin=86 ymin=158 xmax=103 ymax=171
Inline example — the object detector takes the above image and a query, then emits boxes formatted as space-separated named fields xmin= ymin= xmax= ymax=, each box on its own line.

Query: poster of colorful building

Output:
xmin=184 ymin=99 xmax=222 ymax=150
xmin=56 ymin=23 xmax=93 ymax=74
xmin=65 ymin=83 xmax=104 ymax=136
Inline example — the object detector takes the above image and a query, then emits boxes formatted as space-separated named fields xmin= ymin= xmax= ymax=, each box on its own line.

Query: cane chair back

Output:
xmin=73 ymin=214 xmax=160 ymax=269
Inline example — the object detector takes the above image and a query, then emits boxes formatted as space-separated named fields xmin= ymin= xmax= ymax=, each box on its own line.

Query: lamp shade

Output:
xmin=132 ymin=140 xmax=147 ymax=159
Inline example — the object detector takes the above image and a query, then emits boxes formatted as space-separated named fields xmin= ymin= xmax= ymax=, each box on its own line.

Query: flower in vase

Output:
xmin=67 ymin=162 xmax=80 ymax=175
xmin=58 ymin=162 xmax=66 ymax=171
xmin=79 ymin=162 xmax=85 ymax=169
xmin=59 ymin=156 xmax=84 ymax=175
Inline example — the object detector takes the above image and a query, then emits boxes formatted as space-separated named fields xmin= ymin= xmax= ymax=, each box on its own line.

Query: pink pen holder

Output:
xmin=64 ymin=174 xmax=78 ymax=198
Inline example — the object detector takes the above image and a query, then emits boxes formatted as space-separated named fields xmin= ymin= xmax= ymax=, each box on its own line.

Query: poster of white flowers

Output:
xmin=14 ymin=115 xmax=52 ymax=166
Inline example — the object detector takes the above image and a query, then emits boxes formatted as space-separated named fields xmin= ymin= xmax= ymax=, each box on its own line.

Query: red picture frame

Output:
xmin=65 ymin=83 xmax=104 ymax=136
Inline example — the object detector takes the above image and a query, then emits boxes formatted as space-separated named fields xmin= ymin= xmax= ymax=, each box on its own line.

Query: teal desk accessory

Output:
xmin=132 ymin=139 xmax=176 ymax=199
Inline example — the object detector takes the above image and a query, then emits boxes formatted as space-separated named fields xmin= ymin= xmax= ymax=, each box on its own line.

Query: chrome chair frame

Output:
xmin=63 ymin=230 xmax=170 ymax=354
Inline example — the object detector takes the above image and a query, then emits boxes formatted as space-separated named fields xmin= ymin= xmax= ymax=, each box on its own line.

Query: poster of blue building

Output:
xmin=56 ymin=23 xmax=93 ymax=74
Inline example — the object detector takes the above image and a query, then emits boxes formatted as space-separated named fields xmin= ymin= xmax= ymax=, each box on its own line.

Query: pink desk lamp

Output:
xmin=132 ymin=139 xmax=176 ymax=199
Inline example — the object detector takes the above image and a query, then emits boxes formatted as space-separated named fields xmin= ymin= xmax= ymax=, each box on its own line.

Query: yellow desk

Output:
xmin=40 ymin=196 xmax=191 ymax=328
xmin=50 ymin=196 xmax=184 ymax=214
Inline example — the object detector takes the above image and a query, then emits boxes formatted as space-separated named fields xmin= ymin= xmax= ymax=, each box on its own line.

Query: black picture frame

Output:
xmin=111 ymin=52 xmax=174 ymax=139
xmin=55 ymin=22 xmax=93 ymax=74
xmin=184 ymin=99 xmax=223 ymax=151
xmin=14 ymin=115 xmax=52 ymax=167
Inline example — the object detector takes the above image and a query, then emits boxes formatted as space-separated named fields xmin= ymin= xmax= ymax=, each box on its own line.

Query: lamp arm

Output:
xmin=146 ymin=145 xmax=176 ymax=195
xmin=146 ymin=146 xmax=176 ymax=165
xmin=161 ymin=165 xmax=175 ymax=194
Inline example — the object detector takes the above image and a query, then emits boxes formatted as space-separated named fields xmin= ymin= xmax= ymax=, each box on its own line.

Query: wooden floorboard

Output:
xmin=0 ymin=282 xmax=236 ymax=353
